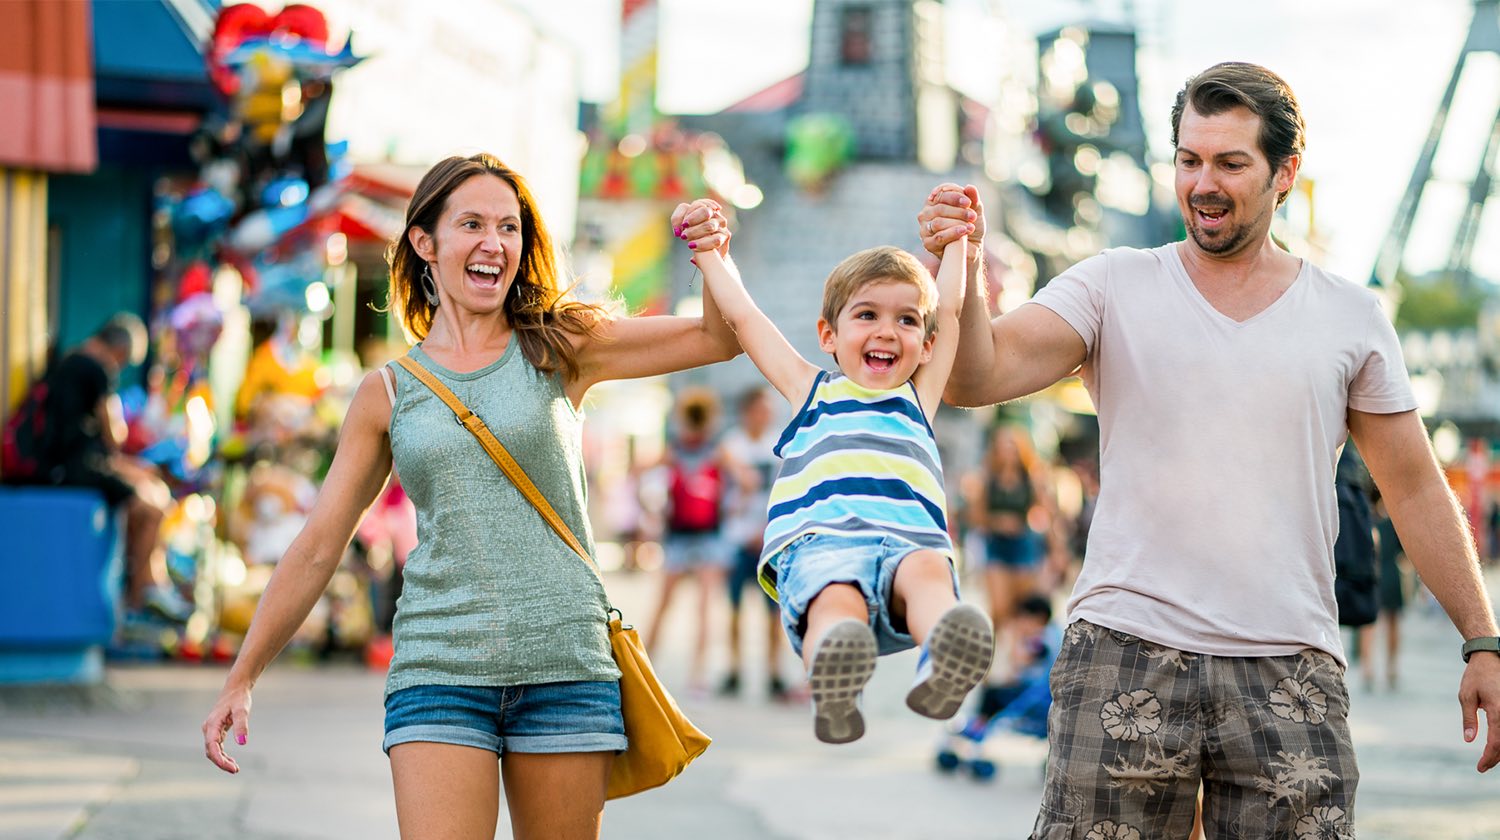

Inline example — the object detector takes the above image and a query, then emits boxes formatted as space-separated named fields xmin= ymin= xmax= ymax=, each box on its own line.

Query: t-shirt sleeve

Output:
xmin=1025 ymin=252 xmax=1109 ymax=353
xmin=1348 ymin=299 xmax=1418 ymax=414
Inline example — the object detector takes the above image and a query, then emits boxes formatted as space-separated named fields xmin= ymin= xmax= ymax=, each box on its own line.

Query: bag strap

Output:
xmin=393 ymin=355 xmax=594 ymax=568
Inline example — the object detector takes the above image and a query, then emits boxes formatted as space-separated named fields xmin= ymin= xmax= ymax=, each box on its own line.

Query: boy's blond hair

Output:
xmin=821 ymin=246 xmax=938 ymax=338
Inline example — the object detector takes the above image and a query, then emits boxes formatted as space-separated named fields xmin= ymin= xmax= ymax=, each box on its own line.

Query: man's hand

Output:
xmin=917 ymin=183 xmax=984 ymax=265
xmin=1459 ymin=651 xmax=1500 ymax=772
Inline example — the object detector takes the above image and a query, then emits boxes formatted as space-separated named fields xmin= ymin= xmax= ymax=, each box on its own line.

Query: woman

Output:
xmin=642 ymin=387 xmax=729 ymax=695
xmin=964 ymin=425 xmax=1062 ymax=634
xmin=202 ymin=153 xmax=738 ymax=840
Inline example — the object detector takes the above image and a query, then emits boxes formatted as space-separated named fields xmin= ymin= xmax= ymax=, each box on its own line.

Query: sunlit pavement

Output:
xmin=2 ymin=567 xmax=1497 ymax=840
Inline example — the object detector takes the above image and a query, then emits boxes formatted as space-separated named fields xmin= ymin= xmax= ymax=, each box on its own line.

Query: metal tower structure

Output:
xmin=1371 ymin=0 xmax=1500 ymax=290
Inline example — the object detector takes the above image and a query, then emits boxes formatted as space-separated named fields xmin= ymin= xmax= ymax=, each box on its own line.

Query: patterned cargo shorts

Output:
xmin=1031 ymin=620 xmax=1358 ymax=840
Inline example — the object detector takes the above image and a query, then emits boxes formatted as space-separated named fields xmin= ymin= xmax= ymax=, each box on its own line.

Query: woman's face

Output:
xmin=414 ymin=174 xmax=524 ymax=316
xmin=990 ymin=430 xmax=1020 ymax=465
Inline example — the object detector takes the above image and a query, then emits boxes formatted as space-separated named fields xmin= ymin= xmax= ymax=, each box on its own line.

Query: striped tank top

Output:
xmin=757 ymin=370 xmax=952 ymax=599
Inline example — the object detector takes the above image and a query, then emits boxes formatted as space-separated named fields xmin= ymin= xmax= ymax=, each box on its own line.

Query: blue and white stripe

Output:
xmin=757 ymin=371 xmax=952 ymax=599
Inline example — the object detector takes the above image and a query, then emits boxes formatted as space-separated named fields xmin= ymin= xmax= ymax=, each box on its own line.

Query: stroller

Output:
xmin=934 ymin=675 xmax=1051 ymax=780
xmin=934 ymin=597 xmax=1060 ymax=781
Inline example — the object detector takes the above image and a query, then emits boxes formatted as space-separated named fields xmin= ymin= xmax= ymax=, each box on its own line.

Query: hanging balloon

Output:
xmin=238 ymin=49 xmax=298 ymax=145
xmin=171 ymin=293 xmax=226 ymax=361
xmin=210 ymin=3 xmax=273 ymax=95
xmin=227 ymin=204 xmax=309 ymax=253
xmin=261 ymin=177 xmax=311 ymax=209
xmin=785 ymin=113 xmax=855 ymax=192
xmin=177 ymin=261 xmax=214 ymax=301
xmin=177 ymin=189 xmax=235 ymax=237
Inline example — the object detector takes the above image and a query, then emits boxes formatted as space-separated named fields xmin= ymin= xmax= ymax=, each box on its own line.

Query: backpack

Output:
xmin=1333 ymin=450 xmax=1378 ymax=628
xmin=0 ymin=379 xmax=52 ymax=482
xmin=667 ymin=455 xmax=723 ymax=533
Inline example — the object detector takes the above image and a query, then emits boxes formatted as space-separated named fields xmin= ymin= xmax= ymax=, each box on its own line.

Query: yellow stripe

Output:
xmin=769 ymin=450 xmax=945 ymax=506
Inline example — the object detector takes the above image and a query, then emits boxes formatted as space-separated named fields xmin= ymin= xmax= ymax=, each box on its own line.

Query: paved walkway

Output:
xmin=2 ymin=570 xmax=1497 ymax=839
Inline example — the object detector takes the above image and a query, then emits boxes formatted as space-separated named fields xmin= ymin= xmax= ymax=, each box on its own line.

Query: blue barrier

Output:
xmin=0 ymin=487 xmax=124 ymax=684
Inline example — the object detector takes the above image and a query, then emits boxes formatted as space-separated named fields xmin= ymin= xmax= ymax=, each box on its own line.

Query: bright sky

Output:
xmin=508 ymin=0 xmax=1498 ymax=284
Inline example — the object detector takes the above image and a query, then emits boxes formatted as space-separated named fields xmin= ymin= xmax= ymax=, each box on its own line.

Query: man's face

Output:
xmin=1173 ymin=105 xmax=1297 ymax=259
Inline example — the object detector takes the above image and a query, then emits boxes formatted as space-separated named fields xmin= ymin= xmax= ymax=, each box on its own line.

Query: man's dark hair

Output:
xmin=1170 ymin=62 xmax=1305 ymax=207
xmin=96 ymin=313 xmax=148 ymax=366
xmin=1017 ymin=594 xmax=1054 ymax=624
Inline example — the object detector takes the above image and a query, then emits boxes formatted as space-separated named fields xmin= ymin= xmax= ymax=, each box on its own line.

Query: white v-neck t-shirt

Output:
xmin=1029 ymin=243 xmax=1415 ymax=664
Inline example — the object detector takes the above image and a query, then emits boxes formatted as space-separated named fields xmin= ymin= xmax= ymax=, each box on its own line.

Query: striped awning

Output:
xmin=0 ymin=0 xmax=97 ymax=173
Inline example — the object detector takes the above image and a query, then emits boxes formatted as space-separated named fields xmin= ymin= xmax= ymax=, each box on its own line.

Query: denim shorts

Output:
xmin=985 ymin=531 xmax=1041 ymax=569
xmin=663 ymin=531 xmax=730 ymax=572
xmin=766 ymin=532 xmax=958 ymax=657
xmin=382 ymin=680 xmax=627 ymax=756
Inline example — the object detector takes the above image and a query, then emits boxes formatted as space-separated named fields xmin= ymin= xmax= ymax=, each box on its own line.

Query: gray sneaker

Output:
xmin=906 ymin=603 xmax=994 ymax=720
xmin=808 ymin=619 xmax=877 ymax=744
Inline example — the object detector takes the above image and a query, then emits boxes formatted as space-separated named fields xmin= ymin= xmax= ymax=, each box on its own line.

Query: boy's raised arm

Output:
xmin=912 ymin=238 xmax=968 ymax=421
xmin=693 ymin=249 xmax=820 ymax=404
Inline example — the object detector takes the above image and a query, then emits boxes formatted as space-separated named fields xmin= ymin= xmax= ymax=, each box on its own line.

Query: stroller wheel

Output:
xmin=935 ymin=750 xmax=961 ymax=773
xmin=969 ymin=758 xmax=997 ymax=781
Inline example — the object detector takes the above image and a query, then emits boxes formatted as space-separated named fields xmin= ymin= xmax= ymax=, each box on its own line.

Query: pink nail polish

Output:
xmin=688 ymin=242 xmax=697 ymax=250
xmin=673 ymin=226 xmax=682 ymax=237
xmin=236 ymin=734 xmax=246 ymax=746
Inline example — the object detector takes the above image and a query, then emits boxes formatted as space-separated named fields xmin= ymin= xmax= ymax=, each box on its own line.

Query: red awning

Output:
xmin=0 ymin=0 xmax=97 ymax=172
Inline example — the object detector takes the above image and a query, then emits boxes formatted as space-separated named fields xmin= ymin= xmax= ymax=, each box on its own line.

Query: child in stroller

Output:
xmin=935 ymin=594 xmax=1059 ymax=780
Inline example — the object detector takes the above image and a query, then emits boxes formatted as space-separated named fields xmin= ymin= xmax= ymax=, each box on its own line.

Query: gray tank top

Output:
xmin=384 ymin=341 xmax=618 ymax=696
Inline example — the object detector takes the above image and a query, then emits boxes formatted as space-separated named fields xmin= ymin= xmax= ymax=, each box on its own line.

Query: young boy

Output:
xmin=686 ymin=230 xmax=993 ymax=744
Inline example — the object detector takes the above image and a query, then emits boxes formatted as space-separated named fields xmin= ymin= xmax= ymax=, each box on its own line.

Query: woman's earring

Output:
xmin=420 ymin=263 xmax=440 ymax=307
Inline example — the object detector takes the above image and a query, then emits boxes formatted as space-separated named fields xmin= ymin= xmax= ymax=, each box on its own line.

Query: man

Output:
xmin=7 ymin=314 xmax=190 ymax=622
xmin=919 ymin=62 xmax=1499 ymax=837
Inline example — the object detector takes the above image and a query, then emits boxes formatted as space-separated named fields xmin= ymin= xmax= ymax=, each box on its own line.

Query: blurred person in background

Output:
xmin=717 ymin=385 xmax=791 ymax=701
xmin=643 ymin=387 xmax=731 ymax=695
xmin=202 ymin=153 xmax=739 ymax=840
xmin=1065 ymin=458 xmax=1100 ymax=587
xmin=1 ymin=313 xmax=191 ymax=622
xmin=963 ymin=424 xmax=1065 ymax=640
xmin=1360 ymin=487 xmax=1410 ymax=692
xmin=921 ymin=61 xmax=1500 ymax=837
xmin=934 ymin=593 xmax=1060 ymax=779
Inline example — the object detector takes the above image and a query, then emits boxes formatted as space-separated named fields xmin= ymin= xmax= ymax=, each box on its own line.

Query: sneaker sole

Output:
xmin=809 ymin=620 xmax=877 ymax=744
xmin=906 ymin=604 xmax=994 ymax=720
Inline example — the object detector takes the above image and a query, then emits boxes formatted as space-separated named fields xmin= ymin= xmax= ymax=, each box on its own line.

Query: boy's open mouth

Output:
xmin=864 ymin=350 xmax=896 ymax=373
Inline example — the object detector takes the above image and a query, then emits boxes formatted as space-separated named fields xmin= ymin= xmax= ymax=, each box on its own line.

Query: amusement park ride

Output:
xmin=1372 ymin=0 xmax=1500 ymax=292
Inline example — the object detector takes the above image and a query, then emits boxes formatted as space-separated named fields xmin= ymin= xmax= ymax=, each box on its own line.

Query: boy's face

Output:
xmin=817 ymin=278 xmax=934 ymax=390
xmin=1014 ymin=614 xmax=1046 ymax=639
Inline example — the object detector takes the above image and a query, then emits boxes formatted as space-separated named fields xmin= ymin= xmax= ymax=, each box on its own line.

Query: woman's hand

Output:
xmin=671 ymin=199 xmax=731 ymax=258
xmin=918 ymin=183 xmax=984 ymax=265
xmin=202 ymin=682 xmax=253 ymax=774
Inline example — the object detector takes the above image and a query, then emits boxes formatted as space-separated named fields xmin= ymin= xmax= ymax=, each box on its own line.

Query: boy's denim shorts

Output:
xmin=766 ymin=532 xmax=958 ymax=657
xmin=382 ymin=680 xmax=627 ymax=756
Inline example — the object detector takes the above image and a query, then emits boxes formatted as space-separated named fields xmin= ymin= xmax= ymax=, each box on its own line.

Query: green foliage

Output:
xmin=1394 ymin=274 xmax=1487 ymax=331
